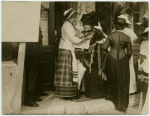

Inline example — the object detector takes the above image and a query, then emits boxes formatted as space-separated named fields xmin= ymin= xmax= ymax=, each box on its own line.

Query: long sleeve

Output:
xmin=62 ymin=22 xmax=81 ymax=44
xmin=98 ymin=29 xmax=106 ymax=40
xmin=101 ymin=35 xmax=110 ymax=50
xmin=126 ymin=40 xmax=132 ymax=59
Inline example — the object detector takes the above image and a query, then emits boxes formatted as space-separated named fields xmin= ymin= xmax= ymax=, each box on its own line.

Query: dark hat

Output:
xmin=114 ymin=18 xmax=127 ymax=26
xmin=80 ymin=11 xmax=100 ymax=26
xmin=140 ymin=27 xmax=149 ymax=36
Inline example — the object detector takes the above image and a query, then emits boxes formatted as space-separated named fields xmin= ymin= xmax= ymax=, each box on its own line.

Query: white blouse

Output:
xmin=140 ymin=41 xmax=149 ymax=73
xmin=122 ymin=28 xmax=137 ymax=43
xmin=59 ymin=21 xmax=81 ymax=51
xmin=111 ymin=28 xmax=138 ymax=43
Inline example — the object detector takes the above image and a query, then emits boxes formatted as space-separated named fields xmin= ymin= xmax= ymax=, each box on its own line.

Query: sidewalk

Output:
xmin=21 ymin=91 xmax=140 ymax=115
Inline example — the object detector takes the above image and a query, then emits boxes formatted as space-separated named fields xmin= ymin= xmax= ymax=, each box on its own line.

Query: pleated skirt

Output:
xmin=54 ymin=49 xmax=77 ymax=97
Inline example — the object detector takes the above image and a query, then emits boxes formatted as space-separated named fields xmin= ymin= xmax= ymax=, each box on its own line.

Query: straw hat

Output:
xmin=118 ymin=14 xmax=131 ymax=24
xmin=64 ymin=8 xmax=75 ymax=20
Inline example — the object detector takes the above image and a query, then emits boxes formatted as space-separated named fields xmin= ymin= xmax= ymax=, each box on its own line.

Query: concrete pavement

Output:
xmin=21 ymin=91 xmax=140 ymax=115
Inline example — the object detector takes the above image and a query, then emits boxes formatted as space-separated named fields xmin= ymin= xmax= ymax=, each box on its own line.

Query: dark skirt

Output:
xmin=138 ymin=54 xmax=149 ymax=93
xmin=84 ymin=66 xmax=104 ymax=98
xmin=54 ymin=49 xmax=77 ymax=97
xmin=105 ymin=54 xmax=130 ymax=111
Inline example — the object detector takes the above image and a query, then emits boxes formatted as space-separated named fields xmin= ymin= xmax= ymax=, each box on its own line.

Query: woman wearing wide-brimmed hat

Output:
xmin=79 ymin=11 xmax=107 ymax=98
xmin=101 ymin=17 xmax=132 ymax=112
xmin=54 ymin=8 xmax=91 ymax=99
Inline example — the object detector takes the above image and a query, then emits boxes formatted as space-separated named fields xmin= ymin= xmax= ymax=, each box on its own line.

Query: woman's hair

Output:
xmin=68 ymin=11 xmax=78 ymax=20
xmin=80 ymin=11 xmax=100 ymax=26
xmin=114 ymin=24 xmax=126 ymax=30
xmin=114 ymin=18 xmax=127 ymax=30
xmin=64 ymin=11 xmax=78 ymax=21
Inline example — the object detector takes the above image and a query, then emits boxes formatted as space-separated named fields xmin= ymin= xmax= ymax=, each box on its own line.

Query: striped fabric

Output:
xmin=55 ymin=86 xmax=77 ymax=97
xmin=54 ymin=49 xmax=77 ymax=97
xmin=72 ymin=71 xmax=77 ymax=85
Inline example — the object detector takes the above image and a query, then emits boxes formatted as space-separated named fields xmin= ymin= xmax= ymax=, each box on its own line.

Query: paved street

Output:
xmin=22 ymin=91 xmax=141 ymax=115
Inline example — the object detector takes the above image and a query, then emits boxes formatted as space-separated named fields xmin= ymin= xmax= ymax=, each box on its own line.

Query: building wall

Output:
xmin=77 ymin=2 xmax=95 ymax=14
xmin=40 ymin=10 xmax=49 ymax=46
xmin=96 ymin=2 xmax=113 ymax=34
xmin=138 ymin=2 xmax=149 ymax=35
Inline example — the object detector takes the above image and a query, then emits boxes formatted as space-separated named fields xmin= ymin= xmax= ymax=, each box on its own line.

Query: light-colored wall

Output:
xmin=40 ymin=11 xmax=49 ymax=46
xmin=77 ymin=2 xmax=95 ymax=15
xmin=2 ymin=2 xmax=41 ymax=42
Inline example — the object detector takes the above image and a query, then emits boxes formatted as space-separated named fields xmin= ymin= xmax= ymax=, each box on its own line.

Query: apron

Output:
xmin=71 ymin=47 xmax=78 ymax=84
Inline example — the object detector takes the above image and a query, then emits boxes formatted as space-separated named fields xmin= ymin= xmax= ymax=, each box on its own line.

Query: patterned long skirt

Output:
xmin=105 ymin=54 xmax=130 ymax=111
xmin=54 ymin=49 xmax=77 ymax=97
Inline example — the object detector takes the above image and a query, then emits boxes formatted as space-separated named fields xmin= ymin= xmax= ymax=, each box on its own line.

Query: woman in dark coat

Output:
xmin=79 ymin=12 xmax=107 ymax=98
xmin=101 ymin=18 xmax=132 ymax=112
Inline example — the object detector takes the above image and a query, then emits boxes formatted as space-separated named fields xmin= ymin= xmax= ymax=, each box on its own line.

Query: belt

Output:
xmin=142 ymin=71 xmax=149 ymax=77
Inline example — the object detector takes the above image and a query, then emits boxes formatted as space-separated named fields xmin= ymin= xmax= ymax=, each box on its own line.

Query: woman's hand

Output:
xmin=85 ymin=32 xmax=94 ymax=40
xmin=96 ymin=38 xmax=106 ymax=44
xmin=97 ymin=40 xmax=104 ymax=44
xmin=78 ymin=33 xmax=84 ymax=38
xmin=94 ymin=22 xmax=102 ymax=31
xmin=138 ymin=58 xmax=147 ymax=71
xmin=94 ymin=22 xmax=108 ymax=38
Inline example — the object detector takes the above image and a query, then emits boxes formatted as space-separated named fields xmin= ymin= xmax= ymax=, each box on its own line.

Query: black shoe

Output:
xmin=35 ymin=97 xmax=43 ymax=102
xmin=62 ymin=97 xmax=72 ymax=100
xmin=80 ymin=91 xmax=85 ymax=95
xmin=25 ymin=102 xmax=39 ymax=107
xmin=63 ymin=96 xmax=79 ymax=101
xmin=39 ymin=93 xmax=49 ymax=96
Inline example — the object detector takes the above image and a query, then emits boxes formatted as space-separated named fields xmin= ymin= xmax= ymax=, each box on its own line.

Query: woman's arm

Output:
xmin=101 ymin=36 xmax=110 ymax=50
xmin=62 ymin=23 xmax=82 ymax=44
xmin=126 ymin=40 xmax=132 ymax=59
xmin=96 ymin=38 xmax=106 ymax=44
xmin=94 ymin=22 xmax=107 ymax=38
xmin=76 ymin=32 xmax=93 ymax=46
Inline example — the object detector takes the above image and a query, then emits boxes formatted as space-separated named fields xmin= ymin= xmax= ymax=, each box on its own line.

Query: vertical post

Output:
xmin=11 ymin=43 xmax=26 ymax=114
xmin=110 ymin=2 xmax=113 ymax=31
xmin=48 ymin=2 xmax=55 ymax=45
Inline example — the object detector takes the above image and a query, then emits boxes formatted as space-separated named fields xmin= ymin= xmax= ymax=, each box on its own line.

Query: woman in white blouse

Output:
xmin=54 ymin=8 xmax=90 ymax=99
xmin=138 ymin=27 xmax=149 ymax=114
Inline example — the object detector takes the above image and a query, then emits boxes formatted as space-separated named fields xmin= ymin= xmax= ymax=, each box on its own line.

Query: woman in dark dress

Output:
xmin=101 ymin=18 xmax=132 ymax=112
xmin=79 ymin=12 xmax=107 ymax=98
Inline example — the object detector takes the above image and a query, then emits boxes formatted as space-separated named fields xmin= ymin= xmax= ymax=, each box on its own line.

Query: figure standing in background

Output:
xmin=102 ymin=17 xmax=132 ymax=112
xmin=138 ymin=28 xmax=149 ymax=114
xmin=137 ymin=10 xmax=149 ymax=114
xmin=24 ymin=26 xmax=44 ymax=107
xmin=35 ymin=26 xmax=49 ymax=97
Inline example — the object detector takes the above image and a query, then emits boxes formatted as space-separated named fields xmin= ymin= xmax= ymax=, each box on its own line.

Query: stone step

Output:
xmin=21 ymin=93 xmax=140 ymax=115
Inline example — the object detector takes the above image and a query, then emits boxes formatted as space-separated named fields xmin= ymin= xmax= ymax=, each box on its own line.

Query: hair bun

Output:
xmin=80 ymin=11 xmax=100 ymax=26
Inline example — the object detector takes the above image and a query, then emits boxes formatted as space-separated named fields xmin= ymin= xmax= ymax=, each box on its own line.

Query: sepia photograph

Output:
xmin=1 ymin=1 xmax=149 ymax=115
